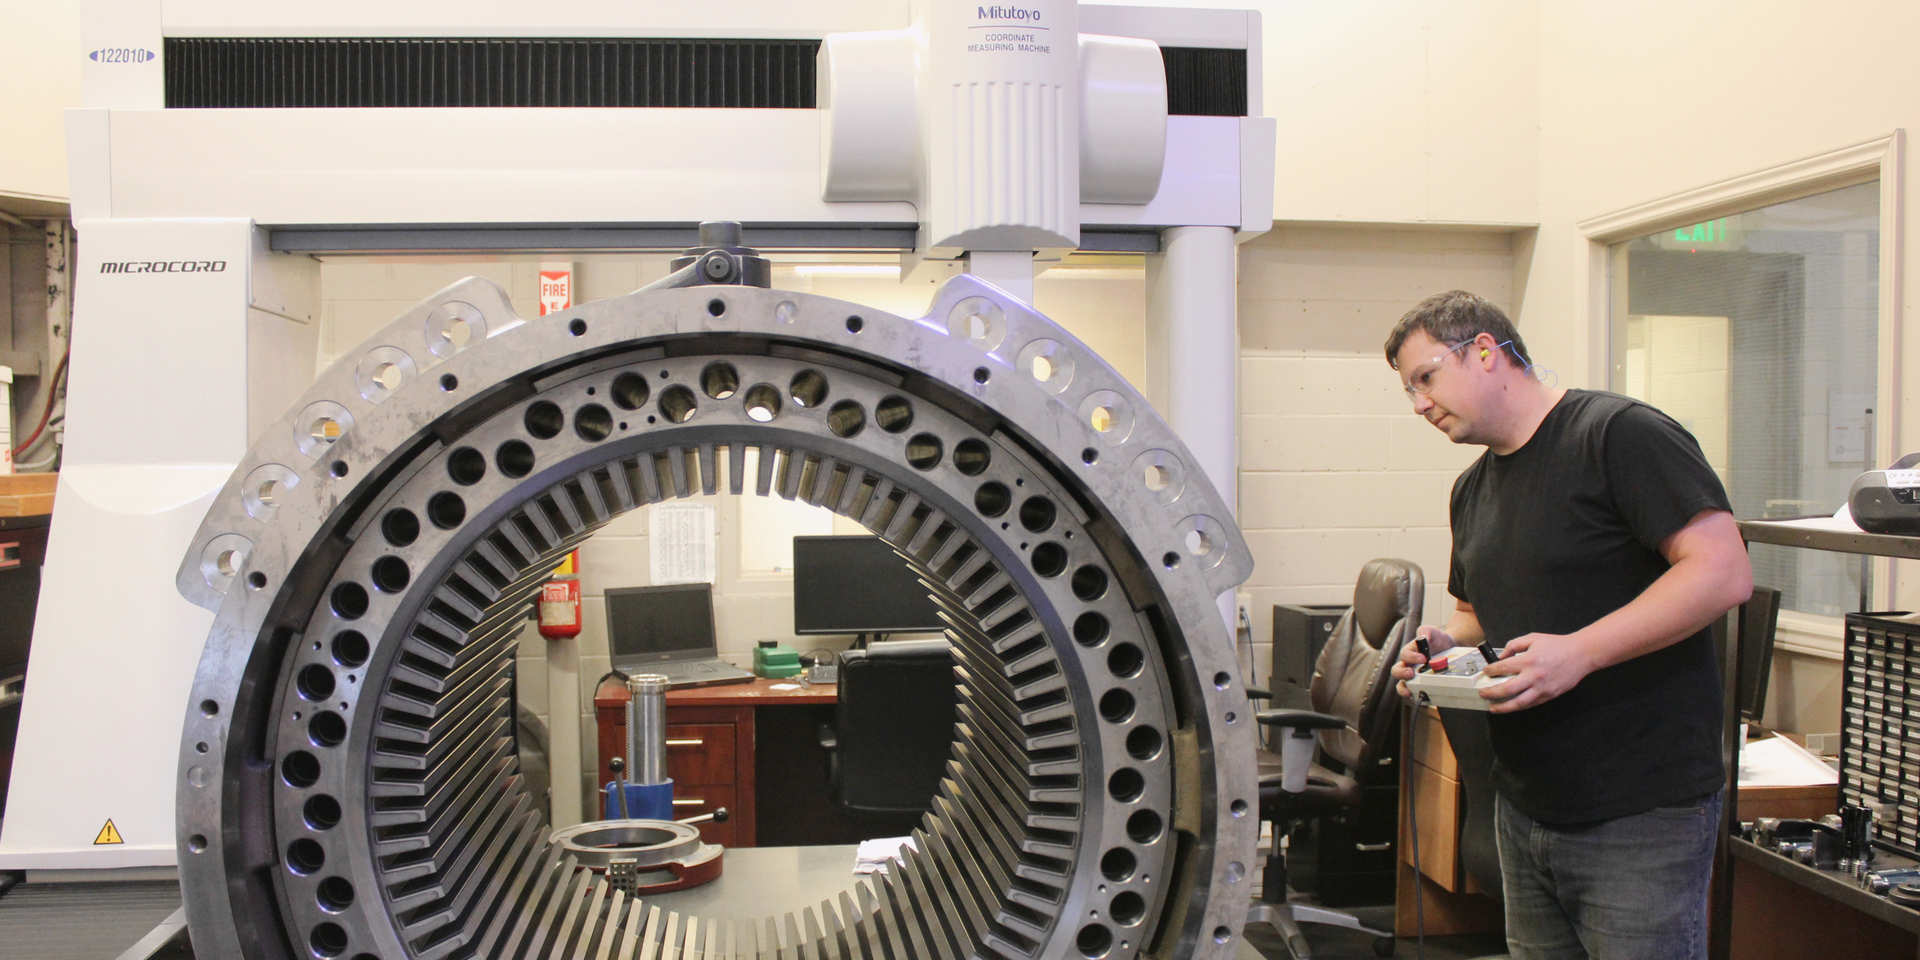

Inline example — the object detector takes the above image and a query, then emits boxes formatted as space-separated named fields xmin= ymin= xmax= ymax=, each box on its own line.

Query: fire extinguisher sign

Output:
xmin=538 ymin=261 xmax=574 ymax=317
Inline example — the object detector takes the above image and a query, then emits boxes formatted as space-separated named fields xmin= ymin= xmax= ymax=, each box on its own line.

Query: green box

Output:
xmin=754 ymin=642 xmax=803 ymax=679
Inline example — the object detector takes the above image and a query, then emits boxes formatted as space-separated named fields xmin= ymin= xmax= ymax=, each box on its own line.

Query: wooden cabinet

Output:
xmin=594 ymin=676 xmax=837 ymax=848
xmin=1395 ymin=707 xmax=1500 ymax=936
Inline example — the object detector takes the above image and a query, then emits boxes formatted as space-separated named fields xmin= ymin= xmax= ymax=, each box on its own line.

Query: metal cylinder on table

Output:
xmin=627 ymin=674 xmax=669 ymax=785
xmin=603 ymin=673 xmax=675 ymax=820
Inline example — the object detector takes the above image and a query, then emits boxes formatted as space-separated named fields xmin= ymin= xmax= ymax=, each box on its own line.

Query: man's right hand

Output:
xmin=1391 ymin=625 xmax=1455 ymax=700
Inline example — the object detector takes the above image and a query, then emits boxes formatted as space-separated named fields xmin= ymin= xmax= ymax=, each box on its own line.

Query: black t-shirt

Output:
xmin=1448 ymin=389 xmax=1732 ymax=824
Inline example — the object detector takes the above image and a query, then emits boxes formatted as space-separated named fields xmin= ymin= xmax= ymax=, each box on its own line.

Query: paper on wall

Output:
xmin=649 ymin=502 xmax=715 ymax=584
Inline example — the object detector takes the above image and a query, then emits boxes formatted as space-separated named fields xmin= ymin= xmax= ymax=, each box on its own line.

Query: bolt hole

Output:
xmin=700 ymin=362 xmax=740 ymax=400
xmin=282 ymin=751 xmax=321 ymax=789
xmin=496 ymin=440 xmax=535 ymax=478
xmin=524 ymin=401 xmax=565 ymax=439
xmin=789 ymin=370 xmax=829 ymax=408
xmin=332 ymin=631 xmax=369 ymax=668
xmin=611 ymin=372 xmax=651 ymax=410
xmin=298 ymin=664 xmax=338 ymax=701
xmin=954 ymin=438 xmax=991 ymax=475
xmin=975 ymin=482 xmax=1012 ymax=518
xmin=317 ymin=876 xmax=356 ymax=913
xmin=575 ymin=403 xmax=614 ymax=441
xmin=370 ymin=556 xmax=411 ymax=593
xmin=1126 ymin=726 xmax=1163 ymax=760
xmin=905 ymin=433 xmax=944 ymax=470
xmin=1127 ymin=809 xmax=1165 ymax=844
xmin=1031 ymin=542 xmax=1068 ymax=578
xmin=381 ymin=509 xmax=420 ymax=546
xmin=309 ymin=711 xmax=348 ymax=747
xmin=826 ymin=400 xmax=866 ymax=438
xmin=1073 ymin=612 xmax=1110 ymax=646
xmin=427 ymin=492 xmax=466 ymax=529
xmin=309 ymin=920 xmax=347 ymax=958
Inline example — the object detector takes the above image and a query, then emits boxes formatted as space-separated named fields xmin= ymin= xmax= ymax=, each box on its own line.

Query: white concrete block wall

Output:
xmin=1236 ymin=226 xmax=1517 ymax=689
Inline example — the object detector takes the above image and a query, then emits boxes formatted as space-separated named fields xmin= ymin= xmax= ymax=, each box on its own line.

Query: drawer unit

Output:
xmin=668 ymin=784 xmax=737 ymax=848
xmin=664 ymin=723 xmax=737 ymax=787
xmin=594 ymin=686 xmax=759 ymax=847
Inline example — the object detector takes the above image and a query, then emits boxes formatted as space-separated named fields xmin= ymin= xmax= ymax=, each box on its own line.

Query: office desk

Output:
xmin=596 ymin=676 xmax=901 ymax=848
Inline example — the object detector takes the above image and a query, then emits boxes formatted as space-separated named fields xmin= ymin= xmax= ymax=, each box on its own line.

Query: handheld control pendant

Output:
xmin=1406 ymin=647 xmax=1502 ymax=711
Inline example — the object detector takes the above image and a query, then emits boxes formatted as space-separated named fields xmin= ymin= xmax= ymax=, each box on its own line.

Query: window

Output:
xmin=1609 ymin=181 xmax=1879 ymax=617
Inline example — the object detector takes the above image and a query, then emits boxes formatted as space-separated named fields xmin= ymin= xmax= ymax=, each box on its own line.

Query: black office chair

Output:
xmin=817 ymin=638 xmax=955 ymax=814
xmin=1249 ymin=558 xmax=1424 ymax=959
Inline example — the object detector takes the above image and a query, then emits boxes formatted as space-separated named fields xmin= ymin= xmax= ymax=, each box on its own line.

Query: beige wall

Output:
xmin=1520 ymin=0 xmax=1920 ymax=737
xmin=1235 ymin=226 xmax=1519 ymax=687
xmin=1260 ymin=0 xmax=1540 ymax=226
xmin=0 ymin=1 xmax=79 ymax=205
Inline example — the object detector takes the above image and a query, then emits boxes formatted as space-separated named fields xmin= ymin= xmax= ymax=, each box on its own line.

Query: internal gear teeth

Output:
xmin=176 ymin=281 xmax=1257 ymax=960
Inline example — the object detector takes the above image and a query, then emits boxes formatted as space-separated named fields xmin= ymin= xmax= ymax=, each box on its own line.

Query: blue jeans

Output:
xmin=1494 ymin=789 xmax=1723 ymax=960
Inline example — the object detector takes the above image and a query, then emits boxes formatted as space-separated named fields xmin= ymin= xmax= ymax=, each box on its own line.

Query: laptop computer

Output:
xmin=605 ymin=583 xmax=754 ymax=689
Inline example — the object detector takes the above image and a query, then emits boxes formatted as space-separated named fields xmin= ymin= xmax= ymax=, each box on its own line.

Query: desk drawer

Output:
xmin=1405 ymin=760 xmax=1463 ymax=891
xmin=665 ymin=723 xmax=737 ymax=787
xmin=671 ymin=785 xmax=736 ymax=847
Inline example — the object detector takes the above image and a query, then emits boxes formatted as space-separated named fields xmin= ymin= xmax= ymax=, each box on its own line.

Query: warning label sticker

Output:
xmin=94 ymin=819 xmax=124 ymax=845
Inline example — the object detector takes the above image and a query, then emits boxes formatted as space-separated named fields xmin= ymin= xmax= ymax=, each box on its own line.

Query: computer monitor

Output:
xmin=792 ymin=535 xmax=945 ymax=639
xmin=1736 ymin=586 xmax=1782 ymax=725
xmin=604 ymin=583 xmax=719 ymax=664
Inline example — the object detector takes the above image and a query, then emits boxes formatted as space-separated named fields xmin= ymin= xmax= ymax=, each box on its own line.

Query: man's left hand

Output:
xmin=1478 ymin=632 xmax=1594 ymax=713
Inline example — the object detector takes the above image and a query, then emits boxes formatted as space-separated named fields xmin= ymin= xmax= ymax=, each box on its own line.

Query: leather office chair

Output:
xmin=817 ymin=638 xmax=955 ymax=814
xmin=1248 ymin=558 xmax=1424 ymax=959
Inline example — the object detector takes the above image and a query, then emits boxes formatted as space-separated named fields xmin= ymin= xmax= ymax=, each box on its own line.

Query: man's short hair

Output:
xmin=1383 ymin=290 xmax=1531 ymax=371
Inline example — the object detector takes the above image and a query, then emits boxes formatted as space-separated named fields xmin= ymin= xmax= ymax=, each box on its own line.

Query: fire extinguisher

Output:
xmin=538 ymin=550 xmax=581 ymax=639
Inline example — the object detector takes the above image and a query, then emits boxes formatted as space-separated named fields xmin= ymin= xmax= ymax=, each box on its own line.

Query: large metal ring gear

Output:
xmin=174 ymin=265 xmax=1257 ymax=960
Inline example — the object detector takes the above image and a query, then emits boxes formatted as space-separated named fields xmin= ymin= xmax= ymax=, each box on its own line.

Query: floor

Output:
xmin=0 ymin=875 xmax=1509 ymax=960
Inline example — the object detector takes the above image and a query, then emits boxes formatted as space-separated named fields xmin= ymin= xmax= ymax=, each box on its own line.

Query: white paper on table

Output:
xmin=1738 ymin=734 xmax=1839 ymax=787
xmin=649 ymin=502 xmax=715 ymax=584
xmin=852 ymin=836 xmax=917 ymax=875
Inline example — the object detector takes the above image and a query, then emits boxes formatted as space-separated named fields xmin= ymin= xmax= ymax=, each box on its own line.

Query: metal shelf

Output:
xmin=1728 ymin=836 xmax=1920 ymax=936
xmin=1713 ymin=518 xmax=1920 ymax=958
xmin=1739 ymin=518 xmax=1920 ymax=562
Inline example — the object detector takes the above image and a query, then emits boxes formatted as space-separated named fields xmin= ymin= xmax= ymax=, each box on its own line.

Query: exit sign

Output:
xmin=1653 ymin=217 xmax=1743 ymax=251
xmin=1674 ymin=219 xmax=1728 ymax=243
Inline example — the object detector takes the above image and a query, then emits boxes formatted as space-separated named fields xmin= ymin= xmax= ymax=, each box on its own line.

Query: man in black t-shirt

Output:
xmin=1383 ymin=291 xmax=1751 ymax=960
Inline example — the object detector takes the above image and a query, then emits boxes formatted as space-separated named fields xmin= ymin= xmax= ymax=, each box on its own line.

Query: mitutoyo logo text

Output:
xmin=99 ymin=260 xmax=228 ymax=274
xmin=978 ymin=5 xmax=1041 ymax=21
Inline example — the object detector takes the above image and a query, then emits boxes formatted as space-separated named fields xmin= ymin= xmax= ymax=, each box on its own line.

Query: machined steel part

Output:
xmin=626 ymin=674 xmax=669 ymax=786
xmin=550 ymin=819 xmax=722 ymax=890
xmin=174 ymin=271 xmax=1258 ymax=960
